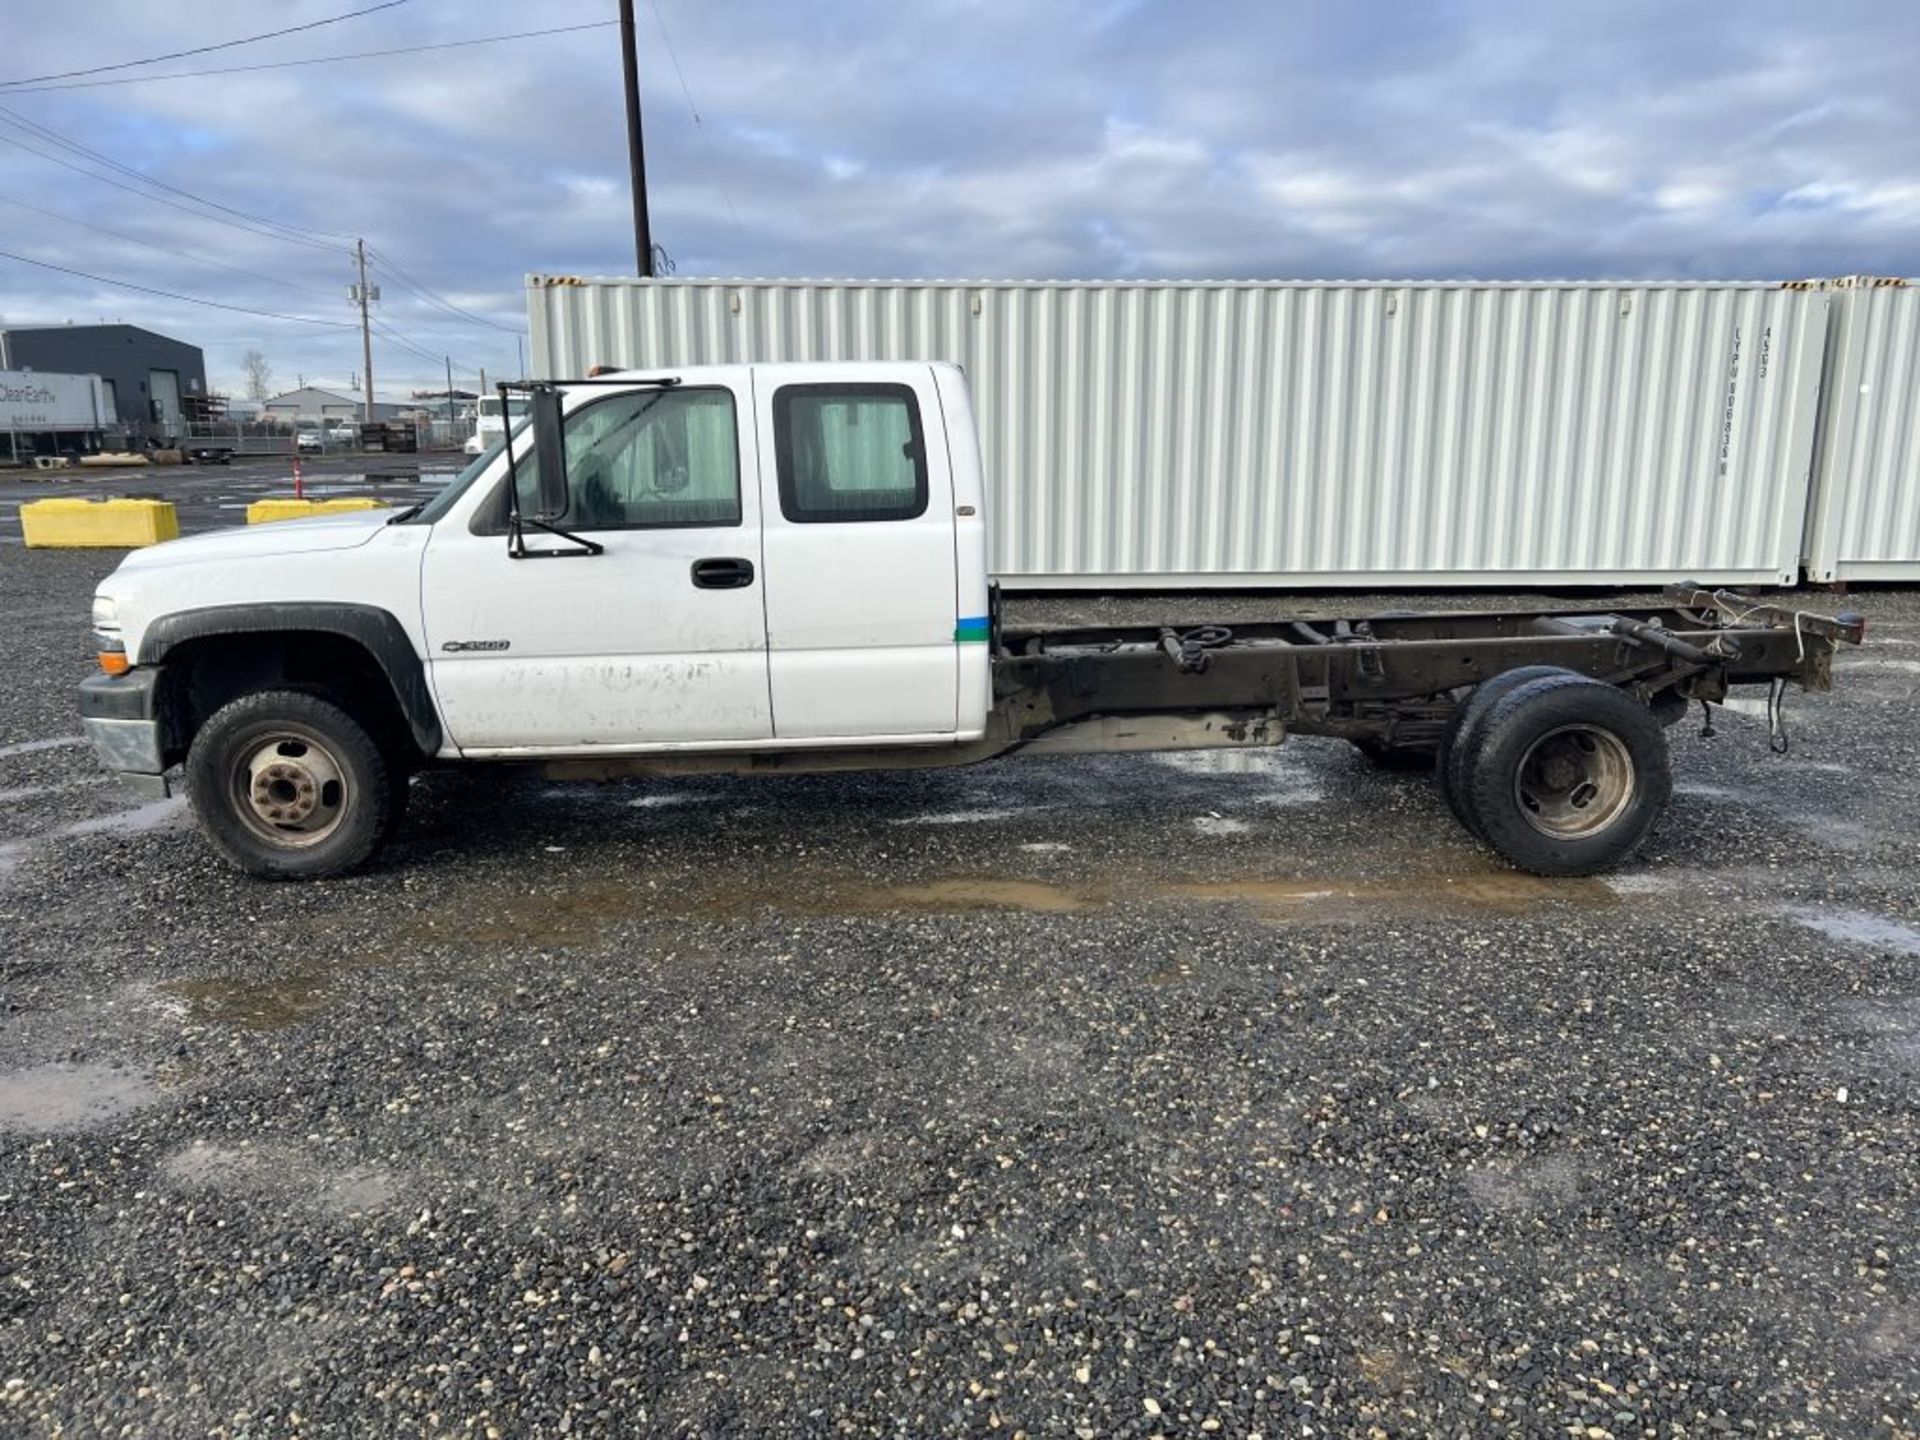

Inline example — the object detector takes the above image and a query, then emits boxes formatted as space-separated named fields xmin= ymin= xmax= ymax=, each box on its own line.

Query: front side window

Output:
xmin=773 ymin=383 xmax=928 ymax=523
xmin=480 ymin=386 xmax=741 ymax=532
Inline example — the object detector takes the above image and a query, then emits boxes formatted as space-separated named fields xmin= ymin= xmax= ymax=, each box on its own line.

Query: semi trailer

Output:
xmin=77 ymin=361 xmax=1864 ymax=880
xmin=1 ymin=368 xmax=111 ymax=465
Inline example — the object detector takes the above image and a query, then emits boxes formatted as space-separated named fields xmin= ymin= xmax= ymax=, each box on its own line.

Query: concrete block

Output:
xmin=21 ymin=497 xmax=180 ymax=548
xmin=245 ymin=496 xmax=389 ymax=525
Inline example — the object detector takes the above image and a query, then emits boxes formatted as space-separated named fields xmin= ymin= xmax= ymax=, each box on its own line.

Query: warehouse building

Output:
xmin=261 ymin=386 xmax=411 ymax=423
xmin=0 ymin=323 xmax=208 ymax=437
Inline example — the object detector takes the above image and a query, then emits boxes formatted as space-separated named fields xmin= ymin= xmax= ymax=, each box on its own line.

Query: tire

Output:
xmin=1461 ymin=674 xmax=1671 ymax=877
xmin=185 ymin=689 xmax=393 ymax=880
xmin=1436 ymin=665 xmax=1575 ymax=837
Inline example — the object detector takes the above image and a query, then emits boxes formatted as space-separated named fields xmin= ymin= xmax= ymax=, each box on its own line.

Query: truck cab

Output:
xmin=82 ymin=362 xmax=992 ymax=876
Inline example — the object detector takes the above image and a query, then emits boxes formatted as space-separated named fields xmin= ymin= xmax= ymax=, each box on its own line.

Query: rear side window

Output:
xmin=773 ymin=383 xmax=928 ymax=523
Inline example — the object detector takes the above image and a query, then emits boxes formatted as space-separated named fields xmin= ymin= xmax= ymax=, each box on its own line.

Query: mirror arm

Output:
xmin=510 ymin=515 xmax=604 ymax=559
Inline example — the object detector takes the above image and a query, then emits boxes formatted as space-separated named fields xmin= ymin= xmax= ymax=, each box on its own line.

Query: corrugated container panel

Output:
xmin=529 ymin=278 xmax=1829 ymax=589
xmin=1803 ymin=278 xmax=1920 ymax=582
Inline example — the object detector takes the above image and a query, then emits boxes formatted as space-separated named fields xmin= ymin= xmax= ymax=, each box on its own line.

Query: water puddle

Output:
xmin=1192 ymin=815 xmax=1251 ymax=836
xmin=1154 ymin=749 xmax=1293 ymax=775
xmin=855 ymin=879 xmax=1089 ymax=913
xmin=61 ymin=798 xmax=188 ymax=838
xmin=0 ymin=797 xmax=189 ymax=886
xmin=163 ymin=1141 xmax=399 ymax=1216
xmin=0 ymin=1062 xmax=159 ymax=1133
xmin=0 ymin=735 xmax=84 ymax=760
xmin=160 ymin=973 xmax=333 ymax=1031
xmin=1167 ymin=870 xmax=1614 ymax=918
xmin=1786 ymin=907 xmax=1920 ymax=959
xmin=888 ymin=808 xmax=1035 ymax=826
xmin=1673 ymin=781 xmax=1750 ymax=800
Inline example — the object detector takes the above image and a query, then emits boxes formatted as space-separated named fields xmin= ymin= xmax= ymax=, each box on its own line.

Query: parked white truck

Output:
xmin=79 ymin=362 xmax=1863 ymax=880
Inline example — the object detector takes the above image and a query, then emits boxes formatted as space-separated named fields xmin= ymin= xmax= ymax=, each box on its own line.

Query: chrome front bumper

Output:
xmin=78 ymin=670 xmax=171 ymax=794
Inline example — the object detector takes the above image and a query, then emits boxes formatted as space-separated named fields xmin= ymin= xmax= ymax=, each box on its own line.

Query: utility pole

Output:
xmin=618 ymin=0 xmax=654 ymax=277
xmin=444 ymin=355 xmax=455 ymax=425
xmin=353 ymin=239 xmax=376 ymax=423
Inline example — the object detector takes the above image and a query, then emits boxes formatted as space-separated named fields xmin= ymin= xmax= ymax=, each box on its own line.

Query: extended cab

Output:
xmin=79 ymin=362 xmax=1864 ymax=880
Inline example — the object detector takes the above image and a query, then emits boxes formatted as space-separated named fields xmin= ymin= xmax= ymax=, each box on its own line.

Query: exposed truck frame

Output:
xmin=76 ymin=362 xmax=1865 ymax=881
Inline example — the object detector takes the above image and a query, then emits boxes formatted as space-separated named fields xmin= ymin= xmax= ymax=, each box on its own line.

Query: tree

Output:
xmin=241 ymin=349 xmax=273 ymax=401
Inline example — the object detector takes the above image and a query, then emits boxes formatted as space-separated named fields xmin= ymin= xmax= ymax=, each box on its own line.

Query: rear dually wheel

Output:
xmin=1459 ymin=674 xmax=1671 ymax=877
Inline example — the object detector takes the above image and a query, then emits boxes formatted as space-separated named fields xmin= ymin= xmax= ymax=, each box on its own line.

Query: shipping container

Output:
xmin=528 ymin=277 xmax=1831 ymax=590
xmin=0 ymin=369 xmax=109 ymax=432
xmin=1802 ymin=277 xmax=1920 ymax=583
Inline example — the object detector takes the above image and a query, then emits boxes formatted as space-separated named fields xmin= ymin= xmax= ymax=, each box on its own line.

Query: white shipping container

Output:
xmin=1802 ymin=277 xmax=1920 ymax=583
xmin=0 ymin=369 xmax=109 ymax=432
xmin=528 ymin=278 xmax=1830 ymax=590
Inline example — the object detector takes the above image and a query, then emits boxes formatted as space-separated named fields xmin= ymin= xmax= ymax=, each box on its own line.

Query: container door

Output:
xmin=421 ymin=380 xmax=772 ymax=752
xmin=753 ymin=365 xmax=960 ymax=739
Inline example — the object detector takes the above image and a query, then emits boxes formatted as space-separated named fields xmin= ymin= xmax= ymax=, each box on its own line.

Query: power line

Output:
xmin=0 ymin=195 xmax=335 ymax=298
xmin=367 ymin=249 xmax=523 ymax=335
xmin=0 ymin=105 xmax=352 ymax=246
xmin=368 ymin=318 xmax=498 ymax=377
xmin=0 ymin=109 xmax=350 ymax=252
xmin=0 ymin=2 xmax=411 ymax=89
xmin=649 ymin=0 xmax=745 ymax=244
xmin=0 ymin=129 xmax=347 ymax=260
xmin=0 ymin=22 xmax=620 ymax=95
xmin=0 ymin=247 xmax=361 ymax=327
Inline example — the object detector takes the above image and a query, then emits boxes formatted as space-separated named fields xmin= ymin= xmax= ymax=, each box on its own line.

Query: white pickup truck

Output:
xmin=79 ymin=361 xmax=1863 ymax=880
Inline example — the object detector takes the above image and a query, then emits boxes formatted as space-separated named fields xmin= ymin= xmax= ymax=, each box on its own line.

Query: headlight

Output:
xmin=91 ymin=594 xmax=128 ymax=674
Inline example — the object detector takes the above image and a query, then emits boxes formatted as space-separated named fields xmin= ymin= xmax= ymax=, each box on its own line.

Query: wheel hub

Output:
xmin=252 ymin=761 xmax=321 ymax=824
xmin=236 ymin=734 xmax=347 ymax=845
xmin=1514 ymin=724 xmax=1636 ymax=839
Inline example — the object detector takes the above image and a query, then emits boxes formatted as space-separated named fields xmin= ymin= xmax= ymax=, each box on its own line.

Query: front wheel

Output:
xmin=185 ymin=690 xmax=394 ymax=880
xmin=1461 ymin=674 xmax=1671 ymax=877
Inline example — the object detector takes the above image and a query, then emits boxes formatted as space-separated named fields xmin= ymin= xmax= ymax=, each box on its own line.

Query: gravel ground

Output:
xmin=2 ymin=494 xmax=1918 ymax=1437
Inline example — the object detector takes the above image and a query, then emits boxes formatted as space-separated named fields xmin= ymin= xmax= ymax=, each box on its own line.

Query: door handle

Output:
xmin=691 ymin=556 xmax=755 ymax=589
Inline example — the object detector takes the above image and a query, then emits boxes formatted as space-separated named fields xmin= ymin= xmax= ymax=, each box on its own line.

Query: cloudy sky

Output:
xmin=0 ymin=0 xmax=1915 ymax=397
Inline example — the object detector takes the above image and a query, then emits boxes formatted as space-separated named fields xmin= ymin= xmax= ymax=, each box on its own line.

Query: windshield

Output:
xmin=398 ymin=419 xmax=529 ymax=525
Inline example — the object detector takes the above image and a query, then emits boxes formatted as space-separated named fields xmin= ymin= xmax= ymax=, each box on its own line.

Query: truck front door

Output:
xmin=753 ymin=366 xmax=961 ymax=739
xmin=420 ymin=379 xmax=771 ymax=752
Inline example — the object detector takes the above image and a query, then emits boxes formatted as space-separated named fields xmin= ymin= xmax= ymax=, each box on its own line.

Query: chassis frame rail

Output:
xmin=993 ymin=584 xmax=1866 ymax=752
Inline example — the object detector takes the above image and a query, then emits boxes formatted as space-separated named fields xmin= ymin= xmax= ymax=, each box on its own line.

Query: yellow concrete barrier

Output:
xmin=21 ymin=497 xmax=179 ymax=549
xmin=246 ymin=497 xmax=390 ymax=525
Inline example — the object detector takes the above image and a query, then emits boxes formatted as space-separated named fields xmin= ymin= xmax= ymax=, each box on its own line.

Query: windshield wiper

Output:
xmin=386 ymin=502 xmax=425 ymax=524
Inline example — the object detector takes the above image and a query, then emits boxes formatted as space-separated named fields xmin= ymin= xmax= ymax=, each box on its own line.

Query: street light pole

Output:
xmin=618 ymin=0 xmax=654 ymax=277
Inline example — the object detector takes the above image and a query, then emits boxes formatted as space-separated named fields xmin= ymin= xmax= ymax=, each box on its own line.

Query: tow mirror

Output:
xmin=528 ymin=386 xmax=568 ymax=519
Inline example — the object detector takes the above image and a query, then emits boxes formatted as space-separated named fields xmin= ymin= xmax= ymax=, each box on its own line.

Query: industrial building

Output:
xmin=0 ymin=323 xmax=208 ymax=437
xmin=261 ymin=386 xmax=412 ymax=424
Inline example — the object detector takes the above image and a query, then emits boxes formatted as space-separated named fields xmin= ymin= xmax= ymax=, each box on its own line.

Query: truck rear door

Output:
xmin=753 ymin=364 xmax=960 ymax=739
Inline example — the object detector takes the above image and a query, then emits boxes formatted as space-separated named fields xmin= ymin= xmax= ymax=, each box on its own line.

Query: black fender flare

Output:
xmin=137 ymin=602 xmax=442 ymax=756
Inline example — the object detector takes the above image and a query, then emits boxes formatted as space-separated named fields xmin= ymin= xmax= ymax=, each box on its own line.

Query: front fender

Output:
xmin=137 ymin=602 xmax=442 ymax=756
